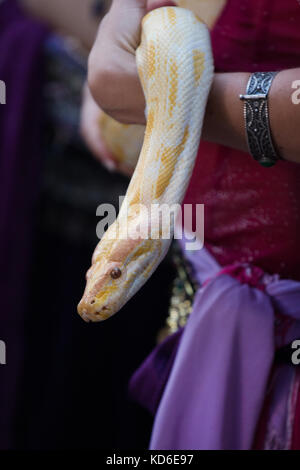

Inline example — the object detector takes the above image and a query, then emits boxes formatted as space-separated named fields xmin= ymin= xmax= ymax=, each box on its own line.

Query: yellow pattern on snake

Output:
xmin=77 ymin=7 xmax=214 ymax=322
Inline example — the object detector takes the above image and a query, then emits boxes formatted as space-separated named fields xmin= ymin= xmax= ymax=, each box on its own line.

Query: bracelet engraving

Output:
xmin=240 ymin=72 xmax=280 ymax=167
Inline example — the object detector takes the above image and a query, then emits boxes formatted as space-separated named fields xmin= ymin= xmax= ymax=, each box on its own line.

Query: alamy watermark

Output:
xmin=291 ymin=339 xmax=300 ymax=365
xmin=291 ymin=80 xmax=300 ymax=104
xmin=0 ymin=340 xmax=6 ymax=365
xmin=0 ymin=80 xmax=6 ymax=105
xmin=96 ymin=197 xmax=204 ymax=251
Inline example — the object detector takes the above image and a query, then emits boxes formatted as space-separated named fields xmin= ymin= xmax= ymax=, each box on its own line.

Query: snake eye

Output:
xmin=110 ymin=267 xmax=122 ymax=280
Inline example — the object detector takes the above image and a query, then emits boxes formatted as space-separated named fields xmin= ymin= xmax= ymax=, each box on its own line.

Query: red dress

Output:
xmin=183 ymin=0 xmax=300 ymax=448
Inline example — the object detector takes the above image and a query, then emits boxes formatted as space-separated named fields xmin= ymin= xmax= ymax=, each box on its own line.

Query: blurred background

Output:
xmin=0 ymin=0 xmax=176 ymax=449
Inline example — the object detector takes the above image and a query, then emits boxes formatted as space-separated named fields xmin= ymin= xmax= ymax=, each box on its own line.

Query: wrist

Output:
xmin=202 ymin=72 xmax=250 ymax=152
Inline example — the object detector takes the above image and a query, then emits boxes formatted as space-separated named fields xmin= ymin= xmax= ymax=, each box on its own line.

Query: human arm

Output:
xmin=88 ymin=0 xmax=300 ymax=163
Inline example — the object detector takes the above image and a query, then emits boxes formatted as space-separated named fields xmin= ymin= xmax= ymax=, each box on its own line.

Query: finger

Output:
xmin=114 ymin=0 xmax=147 ymax=6
xmin=81 ymin=120 xmax=116 ymax=170
xmin=80 ymin=102 xmax=118 ymax=171
xmin=96 ymin=137 xmax=118 ymax=172
xmin=147 ymin=0 xmax=177 ymax=12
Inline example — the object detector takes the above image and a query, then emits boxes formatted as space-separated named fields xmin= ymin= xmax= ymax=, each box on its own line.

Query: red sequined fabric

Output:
xmin=184 ymin=0 xmax=300 ymax=281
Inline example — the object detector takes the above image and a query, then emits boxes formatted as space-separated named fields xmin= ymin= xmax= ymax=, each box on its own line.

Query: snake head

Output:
xmin=77 ymin=257 xmax=127 ymax=322
xmin=77 ymin=232 xmax=166 ymax=322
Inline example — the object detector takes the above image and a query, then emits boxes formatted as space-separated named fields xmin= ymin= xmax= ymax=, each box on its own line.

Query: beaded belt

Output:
xmin=158 ymin=242 xmax=198 ymax=342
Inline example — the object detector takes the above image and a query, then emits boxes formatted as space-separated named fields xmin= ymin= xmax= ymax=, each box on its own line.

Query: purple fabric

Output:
xmin=130 ymin=241 xmax=300 ymax=450
xmin=148 ymin=246 xmax=300 ymax=449
xmin=0 ymin=0 xmax=48 ymax=448
xmin=129 ymin=329 xmax=183 ymax=415
xmin=261 ymin=364 xmax=296 ymax=449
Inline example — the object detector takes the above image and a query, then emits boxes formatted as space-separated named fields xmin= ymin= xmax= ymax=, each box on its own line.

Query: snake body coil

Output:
xmin=78 ymin=7 xmax=214 ymax=322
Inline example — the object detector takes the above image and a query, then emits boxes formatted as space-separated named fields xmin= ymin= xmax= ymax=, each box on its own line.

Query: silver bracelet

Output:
xmin=240 ymin=72 xmax=280 ymax=167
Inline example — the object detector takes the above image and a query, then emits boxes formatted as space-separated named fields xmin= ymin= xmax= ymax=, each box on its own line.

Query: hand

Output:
xmin=80 ymin=83 xmax=139 ymax=176
xmin=88 ymin=0 xmax=176 ymax=125
xmin=80 ymin=83 xmax=118 ymax=172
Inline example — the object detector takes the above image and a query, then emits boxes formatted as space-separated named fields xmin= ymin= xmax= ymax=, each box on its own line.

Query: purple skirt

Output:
xmin=130 ymin=241 xmax=300 ymax=450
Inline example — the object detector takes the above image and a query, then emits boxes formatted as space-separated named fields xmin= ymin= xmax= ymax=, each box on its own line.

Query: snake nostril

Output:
xmin=90 ymin=300 xmax=95 ymax=305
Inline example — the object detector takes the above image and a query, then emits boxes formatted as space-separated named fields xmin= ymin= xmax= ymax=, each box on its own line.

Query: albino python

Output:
xmin=78 ymin=6 xmax=214 ymax=322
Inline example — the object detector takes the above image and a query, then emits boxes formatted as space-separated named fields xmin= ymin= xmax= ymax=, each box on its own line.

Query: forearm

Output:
xmin=203 ymin=68 xmax=300 ymax=163
xmin=87 ymin=0 xmax=300 ymax=164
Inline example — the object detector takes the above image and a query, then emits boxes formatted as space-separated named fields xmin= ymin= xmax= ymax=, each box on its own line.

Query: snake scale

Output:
xmin=78 ymin=6 xmax=214 ymax=322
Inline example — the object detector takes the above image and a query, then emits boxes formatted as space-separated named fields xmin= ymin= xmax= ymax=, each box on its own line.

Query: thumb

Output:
xmin=113 ymin=0 xmax=147 ymax=9
xmin=147 ymin=0 xmax=177 ymax=12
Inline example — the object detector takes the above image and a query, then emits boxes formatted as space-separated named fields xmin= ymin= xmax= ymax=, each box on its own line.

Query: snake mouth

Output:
xmin=78 ymin=302 xmax=112 ymax=323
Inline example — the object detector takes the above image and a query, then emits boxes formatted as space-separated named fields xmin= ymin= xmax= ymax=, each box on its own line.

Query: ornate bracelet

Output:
xmin=239 ymin=71 xmax=280 ymax=167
